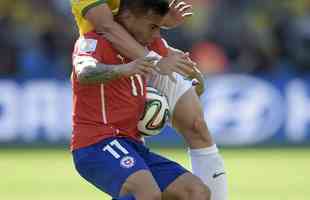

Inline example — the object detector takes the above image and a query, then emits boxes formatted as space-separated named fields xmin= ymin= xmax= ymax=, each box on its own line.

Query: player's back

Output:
xmin=71 ymin=32 xmax=147 ymax=150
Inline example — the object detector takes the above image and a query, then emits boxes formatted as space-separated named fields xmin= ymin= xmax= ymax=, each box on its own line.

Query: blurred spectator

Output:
xmin=0 ymin=0 xmax=310 ymax=79
xmin=191 ymin=42 xmax=228 ymax=75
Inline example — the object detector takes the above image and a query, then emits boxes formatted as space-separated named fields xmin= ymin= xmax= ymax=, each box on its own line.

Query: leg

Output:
xmin=150 ymin=73 xmax=228 ymax=200
xmin=73 ymin=137 xmax=162 ymax=200
xmin=162 ymin=172 xmax=210 ymax=200
xmin=118 ymin=170 xmax=161 ymax=200
xmin=141 ymin=148 xmax=210 ymax=200
xmin=172 ymin=88 xmax=228 ymax=200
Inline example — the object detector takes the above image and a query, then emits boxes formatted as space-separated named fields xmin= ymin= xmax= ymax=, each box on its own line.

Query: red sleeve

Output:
xmin=148 ymin=37 xmax=168 ymax=57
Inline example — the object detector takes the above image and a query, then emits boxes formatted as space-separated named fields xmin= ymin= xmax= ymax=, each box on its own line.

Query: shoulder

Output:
xmin=80 ymin=32 xmax=114 ymax=50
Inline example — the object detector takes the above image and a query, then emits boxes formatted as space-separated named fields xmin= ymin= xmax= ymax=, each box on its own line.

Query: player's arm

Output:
xmin=84 ymin=4 xmax=149 ymax=60
xmin=74 ymin=56 xmax=156 ymax=84
xmin=84 ymin=1 xmax=192 ymax=58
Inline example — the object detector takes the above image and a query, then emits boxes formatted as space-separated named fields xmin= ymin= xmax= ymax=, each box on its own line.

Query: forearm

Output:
xmin=100 ymin=22 xmax=147 ymax=59
xmin=85 ymin=4 xmax=147 ymax=59
xmin=76 ymin=61 xmax=129 ymax=84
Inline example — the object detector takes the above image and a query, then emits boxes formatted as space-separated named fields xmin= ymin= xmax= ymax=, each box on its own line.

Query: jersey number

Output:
xmin=103 ymin=139 xmax=129 ymax=159
xmin=130 ymin=74 xmax=144 ymax=96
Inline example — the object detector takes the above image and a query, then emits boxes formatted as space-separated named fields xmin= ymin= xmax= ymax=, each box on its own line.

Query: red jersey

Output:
xmin=71 ymin=32 xmax=168 ymax=150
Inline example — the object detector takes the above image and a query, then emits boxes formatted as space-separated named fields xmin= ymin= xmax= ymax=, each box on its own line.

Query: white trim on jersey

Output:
xmin=135 ymin=74 xmax=144 ymax=96
xmin=100 ymin=84 xmax=108 ymax=124
xmin=161 ymin=38 xmax=170 ymax=48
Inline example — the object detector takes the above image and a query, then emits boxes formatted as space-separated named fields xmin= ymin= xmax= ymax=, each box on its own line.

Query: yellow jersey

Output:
xmin=71 ymin=0 xmax=121 ymax=35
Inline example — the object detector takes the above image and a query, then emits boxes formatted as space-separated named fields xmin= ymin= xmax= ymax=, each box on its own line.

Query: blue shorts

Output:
xmin=72 ymin=137 xmax=188 ymax=198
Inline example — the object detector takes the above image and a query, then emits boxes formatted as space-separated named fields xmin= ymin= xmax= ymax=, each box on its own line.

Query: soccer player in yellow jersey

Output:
xmin=71 ymin=1 xmax=228 ymax=199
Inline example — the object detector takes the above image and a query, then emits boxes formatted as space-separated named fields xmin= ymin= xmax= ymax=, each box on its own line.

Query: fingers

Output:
xmin=175 ymin=1 xmax=187 ymax=9
xmin=182 ymin=12 xmax=193 ymax=17
xmin=170 ymin=0 xmax=193 ymax=17
xmin=143 ymin=56 xmax=159 ymax=62
xmin=179 ymin=57 xmax=196 ymax=68
xmin=173 ymin=67 xmax=190 ymax=77
xmin=179 ymin=5 xmax=193 ymax=17
xmin=175 ymin=63 xmax=194 ymax=77
xmin=179 ymin=4 xmax=192 ymax=12
xmin=169 ymin=0 xmax=178 ymax=8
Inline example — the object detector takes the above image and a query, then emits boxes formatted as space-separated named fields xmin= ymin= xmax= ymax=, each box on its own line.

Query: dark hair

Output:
xmin=119 ymin=0 xmax=170 ymax=17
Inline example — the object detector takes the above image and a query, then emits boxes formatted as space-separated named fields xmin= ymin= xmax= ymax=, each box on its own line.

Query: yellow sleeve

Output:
xmin=71 ymin=0 xmax=107 ymax=17
xmin=71 ymin=0 xmax=107 ymax=35
xmin=71 ymin=0 xmax=120 ymax=35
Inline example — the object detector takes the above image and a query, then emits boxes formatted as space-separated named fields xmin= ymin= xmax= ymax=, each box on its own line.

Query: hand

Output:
xmin=154 ymin=51 xmax=196 ymax=82
xmin=162 ymin=0 xmax=193 ymax=29
xmin=124 ymin=57 xmax=158 ymax=76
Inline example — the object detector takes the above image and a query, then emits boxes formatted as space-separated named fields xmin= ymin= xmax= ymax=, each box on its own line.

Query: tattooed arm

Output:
xmin=74 ymin=56 xmax=156 ymax=85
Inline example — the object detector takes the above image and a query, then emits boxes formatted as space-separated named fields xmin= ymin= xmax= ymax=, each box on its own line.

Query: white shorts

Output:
xmin=148 ymin=72 xmax=193 ymax=113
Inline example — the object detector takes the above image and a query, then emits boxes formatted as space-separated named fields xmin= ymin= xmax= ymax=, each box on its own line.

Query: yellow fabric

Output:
xmin=71 ymin=0 xmax=121 ymax=35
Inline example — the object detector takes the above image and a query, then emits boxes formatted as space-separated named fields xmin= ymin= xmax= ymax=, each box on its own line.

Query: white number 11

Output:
xmin=102 ymin=139 xmax=129 ymax=159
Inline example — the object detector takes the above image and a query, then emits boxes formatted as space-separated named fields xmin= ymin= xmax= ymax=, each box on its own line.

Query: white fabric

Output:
xmin=148 ymin=72 xmax=192 ymax=113
xmin=189 ymin=145 xmax=229 ymax=200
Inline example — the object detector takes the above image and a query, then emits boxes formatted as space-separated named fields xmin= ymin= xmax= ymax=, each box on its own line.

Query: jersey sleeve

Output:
xmin=71 ymin=0 xmax=107 ymax=17
xmin=73 ymin=34 xmax=105 ymax=67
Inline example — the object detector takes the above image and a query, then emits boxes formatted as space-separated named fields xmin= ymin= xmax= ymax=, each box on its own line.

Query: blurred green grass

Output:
xmin=0 ymin=148 xmax=309 ymax=200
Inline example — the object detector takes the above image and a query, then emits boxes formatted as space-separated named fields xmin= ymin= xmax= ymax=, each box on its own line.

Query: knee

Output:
xmin=150 ymin=191 xmax=162 ymax=200
xmin=187 ymin=115 xmax=213 ymax=145
xmin=121 ymin=181 xmax=162 ymax=200
xmin=192 ymin=115 xmax=207 ymax=133
xmin=188 ymin=183 xmax=211 ymax=200
xmin=136 ymin=189 xmax=162 ymax=200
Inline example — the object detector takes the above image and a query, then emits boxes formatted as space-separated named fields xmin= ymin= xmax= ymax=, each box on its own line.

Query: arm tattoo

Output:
xmin=79 ymin=63 xmax=125 ymax=84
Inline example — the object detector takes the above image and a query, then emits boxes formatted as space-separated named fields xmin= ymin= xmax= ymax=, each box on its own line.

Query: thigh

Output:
xmin=148 ymin=73 xmax=192 ymax=113
xmin=119 ymin=170 xmax=161 ymax=200
xmin=142 ymin=150 xmax=189 ymax=192
xmin=72 ymin=137 xmax=150 ymax=198
xmin=172 ymin=88 xmax=214 ymax=147
xmin=171 ymin=87 xmax=203 ymax=130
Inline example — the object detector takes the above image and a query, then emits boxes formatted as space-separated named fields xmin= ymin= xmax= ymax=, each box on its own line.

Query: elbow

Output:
xmin=74 ymin=56 xmax=98 ymax=84
xmin=76 ymin=69 xmax=90 ymax=84
xmin=76 ymin=65 xmax=94 ymax=84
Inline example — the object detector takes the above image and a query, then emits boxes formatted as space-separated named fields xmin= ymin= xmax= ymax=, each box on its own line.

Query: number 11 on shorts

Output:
xmin=102 ymin=139 xmax=129 ymax=159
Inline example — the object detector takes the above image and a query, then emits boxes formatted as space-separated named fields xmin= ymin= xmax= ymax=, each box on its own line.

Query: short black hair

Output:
xmin=119 ymin=0 xmax=170 ymax=17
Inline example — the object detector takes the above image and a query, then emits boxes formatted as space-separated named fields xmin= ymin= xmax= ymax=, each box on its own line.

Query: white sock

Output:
xmin=189 ymin=145 xmax=228 ymax=200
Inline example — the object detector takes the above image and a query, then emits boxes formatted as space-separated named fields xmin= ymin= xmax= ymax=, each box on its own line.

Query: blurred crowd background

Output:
xmin=0 ymin=0 xmax=310 ymax=80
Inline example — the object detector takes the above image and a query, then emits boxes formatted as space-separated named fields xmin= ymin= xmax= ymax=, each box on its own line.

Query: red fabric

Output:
xmin=71 ymin=33 xmax=167 ymax=151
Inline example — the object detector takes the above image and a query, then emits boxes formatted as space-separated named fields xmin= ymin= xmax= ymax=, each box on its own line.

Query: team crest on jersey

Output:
xmin=79 ymin=38 xmax=97 ymax=53
xmin=120 ymin=156 xmax=135 ymax=168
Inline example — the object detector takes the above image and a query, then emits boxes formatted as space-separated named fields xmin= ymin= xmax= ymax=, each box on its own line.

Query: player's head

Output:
xmin=116 ymin=0 xmax=170 ymax=45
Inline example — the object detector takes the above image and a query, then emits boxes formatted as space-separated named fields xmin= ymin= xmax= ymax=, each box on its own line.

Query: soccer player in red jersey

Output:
xmin=72 ymin=1 xmax=229 ymax=199
xmin=71 ymin=0 xmax=211 ymax=200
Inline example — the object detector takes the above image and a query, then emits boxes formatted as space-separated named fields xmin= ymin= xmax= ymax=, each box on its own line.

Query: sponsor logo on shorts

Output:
xmin=120 ymin=156 xmax=135 ymax=168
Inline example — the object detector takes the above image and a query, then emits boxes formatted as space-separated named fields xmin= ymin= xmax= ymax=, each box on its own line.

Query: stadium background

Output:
xmin=0 ymin=0 xmax=309 ymax=199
